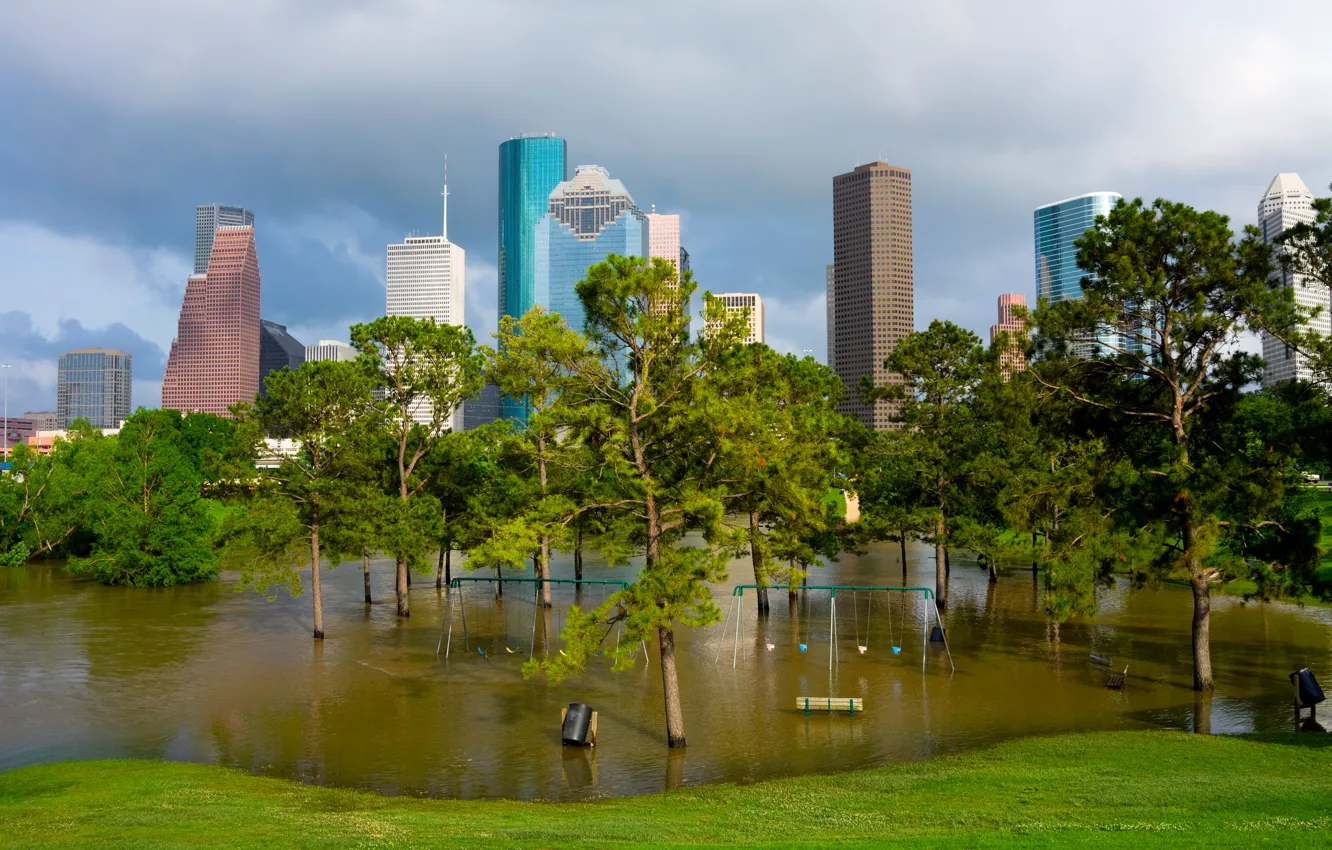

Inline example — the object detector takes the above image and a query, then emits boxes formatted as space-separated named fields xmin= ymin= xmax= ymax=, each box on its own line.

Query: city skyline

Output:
xmin=3 ymin=3 xmax=1332 ymax=415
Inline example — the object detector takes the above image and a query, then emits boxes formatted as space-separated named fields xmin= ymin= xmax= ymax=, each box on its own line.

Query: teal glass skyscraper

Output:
xmin=1034 ymin=191 xmax=1122 ymax=357
xmin=498 ymin=136 xmax=567 ymax=326
xmin=498 ymin=136 xmax=566 ymax=420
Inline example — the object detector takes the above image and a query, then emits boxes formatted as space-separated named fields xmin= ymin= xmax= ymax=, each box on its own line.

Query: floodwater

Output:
xmin=1 ymin=543 xmax=1329 ymax=800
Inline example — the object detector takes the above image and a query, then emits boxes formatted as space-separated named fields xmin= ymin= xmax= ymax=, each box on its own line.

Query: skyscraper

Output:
xmin=195 ymin=204 xmax=254 ymax=274
xmin=825 ymin=263 xmax=835 ymax=368
xmin=708 ymin=293 xmax=765 ymax=344
xmin=56 ymin=348 xmax=132 ymax=428
xmin=304 ymin=340 xmax=357 ymax=363
xmin=831 ymin=162 xmax=913 ymax=430
xmin=387 ymin=178 xmax=466 ymax=429
xmin=258 ymin=320 xmax=305 ymax=395
xmin=498 ymin=136 xmax=566 ymax=420
xmin=646 ymin=210 xmax=690 ymax=314
xmin=990 ymin=293 xmax=1027 ymax=378
xmin=534 ymin=164 xmax=649 ymax=333
xmin=1034 ymin=192 xmax=1122 ymax=358
xmin=1258 ymin=173 xmax=1326 ymax=386
xmin=162 ymin=226 xmax=262 ymax=416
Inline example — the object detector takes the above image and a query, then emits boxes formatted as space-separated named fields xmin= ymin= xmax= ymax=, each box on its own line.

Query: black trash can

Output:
xmin=930 ymin=625 xmax=946 ymax=643
xmin=1290 ymin=668 xmax=1326 ymax=708
xmin=562 ymin=703 xmax=594 ymax=746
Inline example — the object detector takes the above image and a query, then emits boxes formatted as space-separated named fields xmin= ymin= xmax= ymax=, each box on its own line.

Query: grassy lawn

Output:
xmin=2 ymin=732 xmax=1330 ymax=848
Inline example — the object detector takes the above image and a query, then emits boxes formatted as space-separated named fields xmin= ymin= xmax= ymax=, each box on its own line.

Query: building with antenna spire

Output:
xmin=386 ymin=160 xmax=467 ymax=430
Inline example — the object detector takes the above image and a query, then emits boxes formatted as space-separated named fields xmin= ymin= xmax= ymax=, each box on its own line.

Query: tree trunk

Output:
xmin=362 ymin=550 xmax=372 ymax=605
xmin=395 ymin=555 xmax=410 ymax=617
xmin=538 ymin=534 xmax=553 ymax=608
xmin=934 ymin=524 xmax=948 ymax=611
xmin=436 ymin=547 xmax=445 ymax=589
xmin=658 ymin=625 xmax=686 ymax=748
xmin=311 ymin=513 xmax=324 ymax=640
xmin=445 ymin=548 xmax=451 ymax=587
xmin=1031 ymin=531 xmax=1038 ymax=576
xmin=944 ymin=547 xmax=951 ymax=577
xmin=750 ymin=509 xmax=769 ymax=616
xmin=574 ymin=524 xmax=584 ymax=581
xmin=495 ymin=564 xmax=503 ymax=598
xmin=1191 ymin=569 xmax=1214 ymax=691
xmin=899 ymin=535 xmax=908 ymax=583
xmin=987 ymin=555 xmax=998 ymax=584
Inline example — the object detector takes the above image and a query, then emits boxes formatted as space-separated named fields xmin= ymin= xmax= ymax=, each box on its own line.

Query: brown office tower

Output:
xmin=162 ymin=226 xmax=261 ymax=416
xmin=831 ymin=162 xmax=913 ymax=430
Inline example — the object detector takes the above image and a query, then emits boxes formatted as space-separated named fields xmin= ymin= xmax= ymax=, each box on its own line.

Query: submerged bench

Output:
xmin=797 ymin=697 xmax=863 ymax=715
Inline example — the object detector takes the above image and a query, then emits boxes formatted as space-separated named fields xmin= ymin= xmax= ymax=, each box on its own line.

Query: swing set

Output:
xmin=716 ymin=584 xmax=954 ymax=674
xmin=437 ymin=576 xmax=648 ymax=664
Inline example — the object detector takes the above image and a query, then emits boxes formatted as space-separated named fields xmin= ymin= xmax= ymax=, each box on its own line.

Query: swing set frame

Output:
xmin=437 ymin=576 xmax=647 ymax=663
xmin=716 ymin=584 xmax=955 ymax=674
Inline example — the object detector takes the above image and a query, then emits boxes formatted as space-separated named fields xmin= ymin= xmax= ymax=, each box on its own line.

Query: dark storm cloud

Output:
xmin=1 ymin=0 xmax=1330 ymax=369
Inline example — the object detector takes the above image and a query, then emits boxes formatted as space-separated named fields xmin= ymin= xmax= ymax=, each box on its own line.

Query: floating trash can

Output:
xmin=930 ymin=625 xmax=946 ymax=643
xmin=562 ymin=703 xmax=594 ymax=746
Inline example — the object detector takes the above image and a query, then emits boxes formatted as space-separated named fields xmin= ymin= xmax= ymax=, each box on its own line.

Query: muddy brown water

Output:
xmin=2 ymin=543 xmax=1329 ymax=800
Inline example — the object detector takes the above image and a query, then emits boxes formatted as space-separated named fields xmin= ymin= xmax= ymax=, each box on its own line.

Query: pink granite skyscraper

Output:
xmin=990 ymin=293 xmax=1027 ymax=378
xmin=162 ymin=226 xmax=261 ymax=415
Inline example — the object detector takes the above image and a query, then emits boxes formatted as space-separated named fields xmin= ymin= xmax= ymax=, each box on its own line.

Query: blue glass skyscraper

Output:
xmin=1034 ymin=192 xmax=1122 ymax=357
xmin=535 ymin=165 xmax=648 ymax=334
xmin=498 ymin=135 xmax=566 ymax=419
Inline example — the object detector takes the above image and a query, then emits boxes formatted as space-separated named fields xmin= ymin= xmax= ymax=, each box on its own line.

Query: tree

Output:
xmin=1034 ymin=198 xmax=1312 ymax=691
xmin=705 ymin=345 xmax=847 ymax=613
xmin=0 ymin=431 xmax=98 ymax=564
xmin=529 ymin=255 xmax=747 ymax=748
xmin=867 ymin=320 xmax=989 ymax=610
xmin=224 ymin=360 xmax=377 ymax=638
xmin=481 ymin=308 xmax=596 ymax=605
xmin=68 ymin=410 xmax=218 ymax=586
xmin=350 ymin=316 xmax=485 ymax=617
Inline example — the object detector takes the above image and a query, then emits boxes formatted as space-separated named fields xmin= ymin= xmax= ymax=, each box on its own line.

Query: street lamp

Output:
xmin=1 ymin=364 xmax=10 ymax=464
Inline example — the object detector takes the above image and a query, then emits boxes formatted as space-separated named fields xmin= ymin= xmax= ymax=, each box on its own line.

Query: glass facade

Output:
xmin=535 ymin=209 xmax=648 ymax=333
xmin=56 ymin=348 xmax=132 ymax=429
xmin=1034 ymin=192 xmax=1121 ymax=356
xmin=498 ymin=137 xmax=567 ymax=326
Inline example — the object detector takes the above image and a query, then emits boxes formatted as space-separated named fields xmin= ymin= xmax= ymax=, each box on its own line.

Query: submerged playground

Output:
xmin=1 ymin=540 xmax=1329 ymax=802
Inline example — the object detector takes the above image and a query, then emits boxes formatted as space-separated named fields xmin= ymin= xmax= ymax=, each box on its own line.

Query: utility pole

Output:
xmin=1 ymin=364 xmax=10 ymax=464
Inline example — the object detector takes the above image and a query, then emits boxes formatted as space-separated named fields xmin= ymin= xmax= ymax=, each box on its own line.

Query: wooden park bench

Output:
xmin=797 ymin=697 xmax=863 ymax=716
xmin=1106 ymin=666 xmax=1128 ymax=689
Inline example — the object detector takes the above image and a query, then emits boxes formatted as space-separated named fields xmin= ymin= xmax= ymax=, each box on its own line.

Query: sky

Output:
xmin=2 ymin=0 xmax=1331 ymax=416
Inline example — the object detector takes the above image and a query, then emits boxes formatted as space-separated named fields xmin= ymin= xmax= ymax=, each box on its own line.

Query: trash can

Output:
xmin=1290 ymin=668 xmax=1326 ymax=708
xmin=562 ymin=703 xmax=594 ymax=746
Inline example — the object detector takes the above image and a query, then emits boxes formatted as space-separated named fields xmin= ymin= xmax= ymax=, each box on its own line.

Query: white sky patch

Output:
xmin=464 ymin=258 xmax=499 ymax=345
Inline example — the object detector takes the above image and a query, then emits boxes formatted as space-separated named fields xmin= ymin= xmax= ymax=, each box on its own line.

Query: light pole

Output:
xmin=1 ymin=364 xmax=10 ymax=464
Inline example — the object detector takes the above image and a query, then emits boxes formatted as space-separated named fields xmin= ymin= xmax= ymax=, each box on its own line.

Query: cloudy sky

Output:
xmin=2 ymin=0 xmax=1331 ymax=415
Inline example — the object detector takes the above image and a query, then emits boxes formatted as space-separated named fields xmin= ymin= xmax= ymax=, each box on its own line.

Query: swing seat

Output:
xmin=477 ymin=647 xmax=485 ymax=655
xmin=799 ymin=643 xmax=808 ymax=653
xmin=857 ymin=645 xmax=867 ymax=654
xmin=765 ymin=642 xmax=775 ymax=652
xmin=505 ymin=646 xmax=516 ymax=654
xmin=891 ymin=646 xmax=902 ymax=656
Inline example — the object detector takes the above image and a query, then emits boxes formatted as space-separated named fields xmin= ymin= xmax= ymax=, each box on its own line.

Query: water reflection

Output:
xmin=1 ymin=542 xmax=1329 ymax=800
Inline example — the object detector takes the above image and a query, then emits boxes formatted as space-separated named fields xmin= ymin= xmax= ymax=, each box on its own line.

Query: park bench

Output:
xmin=797 ymin=697 xmax=863 ymax=715
xmin=1106 ymin=666 xmax=1128 ymax=689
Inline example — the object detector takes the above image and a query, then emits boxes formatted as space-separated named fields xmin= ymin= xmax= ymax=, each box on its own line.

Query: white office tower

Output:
xmin=386 ymin=176 xmax=466 ymax=430
xmin=305 ymin=340 xmax=357 ymax=363
xmin=708 ymin=293 xmax=765 ymax=344
xmin=1258 ymin=173 xmax=1326 ymax=386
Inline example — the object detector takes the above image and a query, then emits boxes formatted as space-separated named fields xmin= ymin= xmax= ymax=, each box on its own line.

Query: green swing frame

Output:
xmin=715 ymin=584 xmax=954 ymax=674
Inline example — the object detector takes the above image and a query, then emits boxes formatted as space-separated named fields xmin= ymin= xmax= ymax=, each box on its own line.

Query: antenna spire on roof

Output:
xmin=441 ymin=153 xmax=449 ymax=240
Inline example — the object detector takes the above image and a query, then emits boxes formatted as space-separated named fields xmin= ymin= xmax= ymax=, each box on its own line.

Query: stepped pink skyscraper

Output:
xmin=162 ymin=226 xmax=261 ymax=415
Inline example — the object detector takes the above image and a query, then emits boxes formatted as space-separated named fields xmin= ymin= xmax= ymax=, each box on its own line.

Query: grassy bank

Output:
xmin=2 ymin=732 xmax=1330 ymax=848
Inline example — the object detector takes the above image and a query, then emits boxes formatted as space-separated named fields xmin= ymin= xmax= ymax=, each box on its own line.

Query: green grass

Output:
xmin=3 ymin=732 xmax=1330 ymax=848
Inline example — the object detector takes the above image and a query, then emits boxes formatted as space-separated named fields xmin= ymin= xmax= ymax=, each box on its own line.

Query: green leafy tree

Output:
xmin=867 ymin=320 xmax=989 ymax=610
xmin=1034 ymin=198 xmax=1311 ymax=690
xmin=0 ymin=431 xmax=98 ymax=563
xmin=529 ymin=255 xmax=747 ymax=748
xmin=479 ymin=308 xmax=596 ymax=605
xmin=68 ymin=410 xmax=218 ymax=586
xmin=224 ymin=360 xmax=377 ymax=638
xmin=350 ymin=316 xmax=485 ymax=617
xmin=708 ymin=345 xmax=847 ymax=613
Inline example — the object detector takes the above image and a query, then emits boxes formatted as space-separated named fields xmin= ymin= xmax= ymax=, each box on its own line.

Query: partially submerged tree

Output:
xmin=224 ymin=360 xmax=377 ymax=638
xmin=350 ymin=316 xmax=485 ymax=617
xmin=867 ymin=320 xmax=989 ymax=610
xmin=528 ymin=255 xmax=747 ymax=748
xmin=1034 ymin=197 xmax=1312 ymax=691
